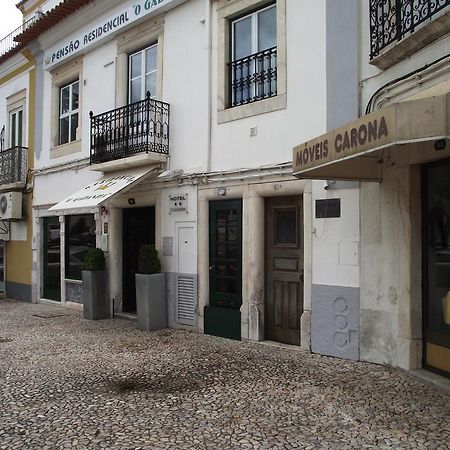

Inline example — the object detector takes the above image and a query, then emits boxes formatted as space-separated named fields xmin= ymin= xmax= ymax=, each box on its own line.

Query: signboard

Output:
xmin=44 ymin=0 xmax=187 ymax=70
xmin=49 ymin=167 xmax=153 ymax=211
xmin=293 ymin=107 xmax=396 ymax=176
xmin=169 ymin=194 xmax=188 ymax=214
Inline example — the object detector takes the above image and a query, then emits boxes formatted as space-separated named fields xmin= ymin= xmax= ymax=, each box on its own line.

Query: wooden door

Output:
xmin=265 ymin=196 xmax=303 ymax=345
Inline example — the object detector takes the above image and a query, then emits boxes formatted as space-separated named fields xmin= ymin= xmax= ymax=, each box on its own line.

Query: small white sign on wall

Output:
xmin=169 ymin=194 xmax=188 ymax=214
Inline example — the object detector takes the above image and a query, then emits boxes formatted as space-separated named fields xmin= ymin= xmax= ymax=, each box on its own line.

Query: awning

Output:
xmin=49 ymin=167 xmax=156 ymax=212
xmin=293 ymin=94 xmax=450 ymax=181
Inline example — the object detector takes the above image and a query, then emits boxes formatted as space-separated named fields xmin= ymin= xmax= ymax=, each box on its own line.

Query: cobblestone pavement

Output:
xmin=0 ymin=300 xmax=449 ymax=450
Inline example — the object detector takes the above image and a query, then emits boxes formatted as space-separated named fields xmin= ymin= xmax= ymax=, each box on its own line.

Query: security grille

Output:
xmin=176 ymin=274 xmax=197 ymax=326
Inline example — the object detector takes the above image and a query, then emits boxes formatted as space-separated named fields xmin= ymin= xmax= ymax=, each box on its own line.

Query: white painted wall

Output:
xmin=160 ymin=185 xmax=197 ymax=273
xmin=210 ymin=0 xmax=328 ymax=171
xmin=312 ymin=181 xmax=360 ymax=288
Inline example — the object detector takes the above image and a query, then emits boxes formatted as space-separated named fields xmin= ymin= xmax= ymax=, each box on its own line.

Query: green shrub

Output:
xmin=85 ymin=248 xmax=105 ymax=271
xmin=138 ymin=244 xmax=161 ymax=274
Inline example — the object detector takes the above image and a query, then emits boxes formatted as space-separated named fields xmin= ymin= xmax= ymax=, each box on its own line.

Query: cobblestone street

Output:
xmin=0 ymin=300 xmax=449 ymax=450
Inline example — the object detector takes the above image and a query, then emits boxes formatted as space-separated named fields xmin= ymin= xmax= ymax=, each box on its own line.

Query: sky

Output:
xmin=0 ymin=0 xmax=23 ymax=39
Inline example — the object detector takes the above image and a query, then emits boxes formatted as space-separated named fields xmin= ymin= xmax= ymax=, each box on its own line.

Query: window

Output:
xmin=129 ymin=44 xmax=157 ymax=103
xmin=9 ymin=109 xmax=23 ymax=148
xmin=59 ymin=80 xmax=79 ymax=145
xmin=65 ymin=214 xmax=96 ymax=280
xmin=230 ymin=4 xmax=277 ymax=107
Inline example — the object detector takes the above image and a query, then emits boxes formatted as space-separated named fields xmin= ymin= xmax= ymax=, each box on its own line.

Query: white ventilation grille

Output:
xmin=176 ymin=274 xmax=197 ymax=326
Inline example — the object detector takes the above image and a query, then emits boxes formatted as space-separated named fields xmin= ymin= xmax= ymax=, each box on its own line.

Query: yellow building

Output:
xmin=0 ymin=8 xmax=38 ymax=302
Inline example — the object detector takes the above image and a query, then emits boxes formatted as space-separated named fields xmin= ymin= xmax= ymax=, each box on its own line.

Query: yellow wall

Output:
xmin=4 ymin=67 xmax=35 ymax=288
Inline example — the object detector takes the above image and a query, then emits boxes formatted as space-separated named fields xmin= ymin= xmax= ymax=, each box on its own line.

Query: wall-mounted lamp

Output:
xmin=128 ymin=198 xmax=136 ymax=205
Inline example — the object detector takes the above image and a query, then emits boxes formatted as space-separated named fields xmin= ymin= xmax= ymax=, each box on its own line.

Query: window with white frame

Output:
xmin=129 ymin=44 xmax=157 ymax=103
xmin=59 ymin=80 xmax=79 ymax=145
xmin=9 ymin=108 xmax=23 ymax=148
xmin=230 ymin=3 xmax=277 ymax=107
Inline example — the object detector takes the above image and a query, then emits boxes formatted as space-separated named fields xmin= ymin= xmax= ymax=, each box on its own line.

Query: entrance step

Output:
xmin=410 ymin=369 xmax=450 ymax=394
xmin=114 ymin=312 xmax=137 ymax=321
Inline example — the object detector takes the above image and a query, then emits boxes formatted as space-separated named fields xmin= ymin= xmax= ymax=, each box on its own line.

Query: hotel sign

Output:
xmin=293 ymin=107 xmax=395 ymax=176
xmin=44 ymin=0 xmax=185 ymax=69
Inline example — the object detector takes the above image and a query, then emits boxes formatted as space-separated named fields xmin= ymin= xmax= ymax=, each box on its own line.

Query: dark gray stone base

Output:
xmin=6 ymin=281 xmax=32 ymax=302
xmin=311 ymin=284 xmax=360 ymax=361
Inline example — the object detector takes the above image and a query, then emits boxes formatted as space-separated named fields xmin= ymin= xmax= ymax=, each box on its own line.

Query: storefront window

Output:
xmin=65 ymin=214 xmax=96 ymax=280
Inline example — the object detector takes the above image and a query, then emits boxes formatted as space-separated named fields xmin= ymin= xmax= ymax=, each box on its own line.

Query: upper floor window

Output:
xmin=230 ymin=4 xmax=277 ymax=107
xmin=129 ymin=44 xmax=157 ymax=103
xmin=9 ymin=109 xmax=23 ymax=148
xmin=59 ymin=80 xmax=79 ymax=145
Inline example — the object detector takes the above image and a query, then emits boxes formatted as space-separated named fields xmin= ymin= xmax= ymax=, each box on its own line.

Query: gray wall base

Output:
xmin=311 ymin=284 xmax=360 ymax=361
xmin=6 ymin=281 xmax=32 ymax=302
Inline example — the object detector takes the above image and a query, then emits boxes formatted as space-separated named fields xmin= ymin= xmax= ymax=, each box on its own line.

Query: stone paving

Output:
xmin=0 ymin=299 xmax=449 ymax=450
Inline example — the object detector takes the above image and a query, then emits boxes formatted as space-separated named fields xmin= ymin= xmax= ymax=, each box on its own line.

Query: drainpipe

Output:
xmin=206 ymin=0 xmax=212 ymax=172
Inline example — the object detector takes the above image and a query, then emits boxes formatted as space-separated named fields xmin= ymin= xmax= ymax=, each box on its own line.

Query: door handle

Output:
xmin=209 ymin=265 xmax=215 ymax=271
xmin=300 ymin=269 xmax=304 ymax=282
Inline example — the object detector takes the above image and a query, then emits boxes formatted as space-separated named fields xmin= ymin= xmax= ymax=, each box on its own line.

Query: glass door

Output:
xmin=43 ymin=216 xmax=61 ymax=301
xmin=423 ymin=159 xmax=450 ymax=377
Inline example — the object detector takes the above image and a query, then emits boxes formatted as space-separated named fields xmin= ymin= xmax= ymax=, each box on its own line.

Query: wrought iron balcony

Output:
xmin=0 ymin=146 xmax=28 ymax=187
xmin=229 ymin=46 xmax=277 ymax=108
xmin=370 ymin=0 xmax=450 ymax=59
xmin=0 ymin=16 xmax=40 ymax=59
xmin=90 ymin=94 xmax=170 ymax=165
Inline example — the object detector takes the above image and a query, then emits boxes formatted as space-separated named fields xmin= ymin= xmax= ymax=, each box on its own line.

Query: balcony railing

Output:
xmin=370 ymin=0 xmax=450 ymax=59
xmin=0 ymin=16 xmax=40 ymax=58
xmin=229 ymin=46 xmax=277 ymax=108
xmin=90 ymin=93 xmax=170 ymax=165
xmin=0 ymin=146 xmax=28 ymax=186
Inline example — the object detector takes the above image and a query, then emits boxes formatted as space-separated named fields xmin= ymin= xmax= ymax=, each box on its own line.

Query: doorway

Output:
xmin=423 ymin=159 xmax=450 ymax=377
xmin=265 ymin=196 xmax=303 ymax=345
xmin=0 ymin=241 xmax=4 ymax=295
xmin=43 ymin=216 xmax=61 ymax=301
xmin=122 ymin=206 xmax=155 ymax=312
xmin=205 ymin=199 xmax=242 ymax=340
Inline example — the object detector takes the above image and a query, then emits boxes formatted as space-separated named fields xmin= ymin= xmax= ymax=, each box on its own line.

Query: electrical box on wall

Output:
xmin=0 ymin=192 xmax=23 ymax=220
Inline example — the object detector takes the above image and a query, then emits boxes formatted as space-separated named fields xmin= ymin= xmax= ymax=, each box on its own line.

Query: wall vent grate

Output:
xmin=176 ymin=274 xmax=197 ymax=326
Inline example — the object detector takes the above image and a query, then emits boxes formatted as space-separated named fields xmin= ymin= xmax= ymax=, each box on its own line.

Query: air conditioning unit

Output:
xmin=0 ymin=192 xmax=23 ymax=220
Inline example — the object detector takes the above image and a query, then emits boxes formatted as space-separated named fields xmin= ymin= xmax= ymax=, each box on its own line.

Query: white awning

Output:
xmin=49 ymin=167 xmax=156 ymax=212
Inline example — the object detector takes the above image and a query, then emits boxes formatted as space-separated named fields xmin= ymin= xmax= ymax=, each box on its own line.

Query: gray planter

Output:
xmin=82 ymin=270 xmax=109 ymax=320
xmin=135 ymin=273 xmax=167 ymax=331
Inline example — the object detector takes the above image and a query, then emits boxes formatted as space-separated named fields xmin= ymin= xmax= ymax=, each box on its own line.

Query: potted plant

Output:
xmin=135 ymin=244 xmax=167 ymax=331
xmin=82 ymin=248 xmax=109 ymax=320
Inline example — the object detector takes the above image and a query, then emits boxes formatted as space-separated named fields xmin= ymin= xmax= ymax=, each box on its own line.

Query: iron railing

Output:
xmin=229 ymin=46 xmax=277 ymax=108
xmin=370 ymin=0 xmax=450 ymax=59
xmin=0 ymin=146 xmax=28 ymax=186
xmin=0 ymin=15 xmax=40 ymax=58
xmin=90 ymin=93 xmax=170 ymax=165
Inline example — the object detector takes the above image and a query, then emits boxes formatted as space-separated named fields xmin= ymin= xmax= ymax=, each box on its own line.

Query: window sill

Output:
xmin=370 ymin=9 xmax=450 ymax=70
xmin=50 ymin=140 xmax=82 ymax=159
xmin=217 ymin=93 xmax=286 ymax=124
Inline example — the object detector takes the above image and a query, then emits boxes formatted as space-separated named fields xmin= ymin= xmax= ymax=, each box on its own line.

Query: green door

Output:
xmin=205 ymin=200 xmax=242 ymax=340
xmin=43 ymin=216 xmax=61 ymax=301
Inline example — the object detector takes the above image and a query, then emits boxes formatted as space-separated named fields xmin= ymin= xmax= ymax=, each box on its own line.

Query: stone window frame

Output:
xmin=50 ymin=58 xmax=83 ymax=159
xmin=115 ymin=15 xmax=165 ymax=108
xmin=216 ymin=0 xmax=287 ymax=124
xmin=6 ymin=90 xmax=27 ymax=149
